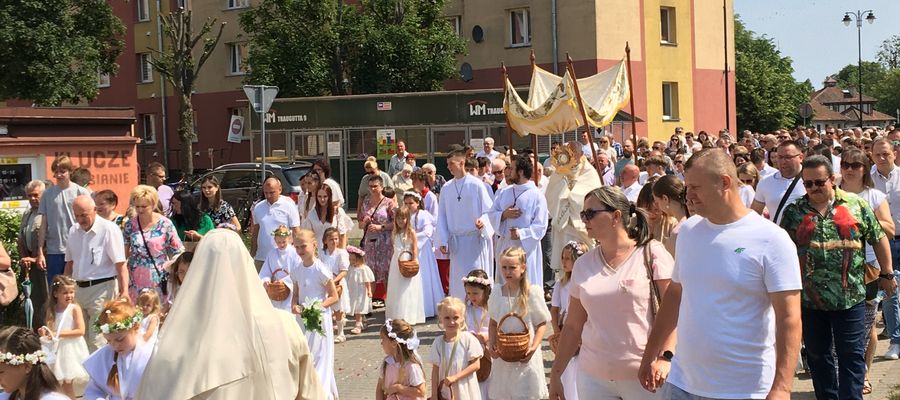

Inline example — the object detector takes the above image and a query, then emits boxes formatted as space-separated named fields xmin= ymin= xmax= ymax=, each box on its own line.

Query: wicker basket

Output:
xmin=437 ymin=380 xmax=455 ymax=400
xmin=496 ymin=313 xmax=530 ymax=362
xmin=397 ymin=250 xmax=419 ymax=278
xmin=265 ymin=268 xmax=291 ymax=302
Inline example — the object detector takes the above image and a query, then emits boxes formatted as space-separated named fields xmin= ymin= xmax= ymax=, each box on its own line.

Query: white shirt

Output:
xmin=475 ymin=149 xmax=500 ymax=160
xmin=753 ymin=171 xmax=806 ymax=224
xmin=323 ymin=178 xmax=345 ymax=208
xmin=758 ymin=164 xmax=778 ymax=179
xmin=64 ymin=217 xmax=126 ymax=281
xmin=157 ymin=184 xmax=174 ymax=214
xmin=252 ymin=196 xmax=302 ymax=261
xmin=739 ymin=185 xmax=756 ymax=208
xmin=668 ymin=213 xmax=802 ymax=398
xmin=872 ymin=165 xmax=900 ymax=229
xmin=855 ymin=188 xmax=887 ymax=263
xmin=622 ymin=181 xmax=643 ymax=203
xmin=581 ymin=142 xmax=601 ymax=160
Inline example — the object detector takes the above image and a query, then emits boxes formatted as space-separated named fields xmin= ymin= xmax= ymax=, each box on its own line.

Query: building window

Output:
xmin=509 ymin=8 xmax=531 ymax=47
xmin=447 ymin=16 xmax=461 ymax=36
xmin=660 ymin=7 xmax=676 ymax=44
xmin=176 ymin=0 xmax=186 ymax=9
xmin=226 ymin=0 xmax=249 ymax=9
xmin=137 ymin=0 xmax=150 ymax=22
xmin=662 ymin=82 xmax=679 ymax=120
xmin=97 ymin=72 xmax=111 ymax=88
xmin=138 ymin=53 xmax=153 ymax=83
xmin=228 ymin=43 xmax=247 ymax=75
xmin=141 ymin=114 xmax=156 ymax=144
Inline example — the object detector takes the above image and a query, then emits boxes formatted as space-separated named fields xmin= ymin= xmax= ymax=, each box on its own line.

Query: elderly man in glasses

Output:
xmin=780 ymin=155 xmax=895 ymax=399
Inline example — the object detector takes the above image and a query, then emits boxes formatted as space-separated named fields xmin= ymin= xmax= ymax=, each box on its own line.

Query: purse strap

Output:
xmin=772 ymin=175 xmax=802 ymax=224
xmin=136 ymin=217 xmax=165 ymax=277
xmin=643 ymin=243 xmax=662 ymax=321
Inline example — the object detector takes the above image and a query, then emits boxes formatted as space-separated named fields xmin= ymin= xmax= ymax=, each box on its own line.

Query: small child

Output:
xmin=430 ymin=297 xmax=483 ymax=400
xmin=260 ymin=225 xmax=296 ymax=311
xmin=488 ymin=246 xmax=551 ymax=399
xmin=37 ymin=275 xmax=89 ymax=398
xmin=377 ymin=318 xmax=427 ymax=400
xmin=346 ymin=246 xmax=374 ymax=334
xmin=320 ymin=227 xmax=350 ymax=343
xmin=463 ymin=269 xmax=492 ymax=398
xmin=82 ymin=298 xmax=153 ymax=400
xmin=0 ymin=327 xmax=69 ymax=400
xmin=549 ymin=241 xmax=589 ymax=400
xmin=136 ymin=288 xmax=161 ymax=345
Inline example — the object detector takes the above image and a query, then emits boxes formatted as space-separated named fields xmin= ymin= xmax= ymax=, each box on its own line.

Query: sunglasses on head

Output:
xmin=580 ymin=207 xmax=614 ymax=222
xmin=840 ymin=161 xmax=865 ymax=170
xmin=803 ymin=179 xmax=829 ymax=188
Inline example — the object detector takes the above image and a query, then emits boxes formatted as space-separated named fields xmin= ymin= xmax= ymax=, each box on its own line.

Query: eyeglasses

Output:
xmin=840 ymin=161 xmax=865 ymax=170
xmin=741 ymin=178 xmax=755 ymax=185
xmin=674 ymin=160 xmax=684 ymax=164
xmin=802 ymin=179 xmax=829 ymax=188
xmin=778 ymin=136 xmax=790 ymax=140
xmin=580 ymin=207 xmax=614 ymax=222
xmin=778 ymin=153 xmax=802 ymax=160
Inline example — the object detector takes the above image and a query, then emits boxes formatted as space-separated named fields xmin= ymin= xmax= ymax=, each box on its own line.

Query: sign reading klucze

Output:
xmin=468 ymin=100 xmax=504 ymax=117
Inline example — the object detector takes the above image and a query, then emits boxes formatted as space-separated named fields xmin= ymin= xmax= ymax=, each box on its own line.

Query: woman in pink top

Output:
xmin=548 ymin=186 xmax=676 ymax=400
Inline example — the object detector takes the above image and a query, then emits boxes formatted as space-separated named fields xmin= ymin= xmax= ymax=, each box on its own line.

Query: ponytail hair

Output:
xmin=652 ymin=175 xmax=690 ymax=217
xmin=0 ymin=327 xmax=61 ymax=400
xmin=586 ymin=186 xmax=651 ymax=246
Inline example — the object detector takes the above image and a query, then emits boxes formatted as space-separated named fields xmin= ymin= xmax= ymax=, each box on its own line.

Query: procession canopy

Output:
xmin=503 ymin=59 xmax=630 ymax=137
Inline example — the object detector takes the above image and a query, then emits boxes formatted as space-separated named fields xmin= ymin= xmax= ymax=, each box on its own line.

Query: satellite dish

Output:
xmin=460 ymin=63 xmax=473 ymax=82
xmin=472 ymin=25 xmax=484 ymax=43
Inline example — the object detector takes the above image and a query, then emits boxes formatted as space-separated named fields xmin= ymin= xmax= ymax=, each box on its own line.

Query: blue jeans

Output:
xmin=45 ymin=254 xmax=66 ymax=287
xmin=802 ymin=302 xmax=866 ymax=400
xmin=882 ymin=239 xmax=900 ymax=345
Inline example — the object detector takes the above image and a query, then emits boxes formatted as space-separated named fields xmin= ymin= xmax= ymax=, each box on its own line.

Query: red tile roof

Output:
xmin=811 ymin=86 xmax=877 ymax=105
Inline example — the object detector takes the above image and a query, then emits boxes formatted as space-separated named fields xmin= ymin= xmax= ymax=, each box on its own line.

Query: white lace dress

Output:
xmin=50 ymin=304 xmax=90 ymax=384
xmin=385 ymin=233 xmax=425 ymax=325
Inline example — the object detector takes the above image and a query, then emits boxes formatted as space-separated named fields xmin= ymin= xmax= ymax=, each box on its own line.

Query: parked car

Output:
xmin=188 ymin=162 xmax=312 ymax=227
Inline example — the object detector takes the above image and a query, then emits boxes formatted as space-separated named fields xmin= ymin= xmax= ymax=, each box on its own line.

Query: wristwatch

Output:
xmin=880 ymin=272 xmax=895 ymax=280
xmin=660 ymin=350 xmax=674 ymax=362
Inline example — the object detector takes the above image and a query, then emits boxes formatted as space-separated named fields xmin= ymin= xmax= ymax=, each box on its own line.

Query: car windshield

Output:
xmin=283 ymin=167 xmax=310 ymax=187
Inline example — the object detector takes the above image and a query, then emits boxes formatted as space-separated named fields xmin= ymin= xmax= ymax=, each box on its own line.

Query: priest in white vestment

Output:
xmin=437 ymin=150 xmax=495 ymax=299
xmin=545 ymin=142 xmax=602 ymax=276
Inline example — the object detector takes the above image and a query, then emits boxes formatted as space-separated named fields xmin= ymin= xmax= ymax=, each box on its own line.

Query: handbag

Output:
xmin=0 ymin=266 xmax=17 ymax=306
xmin=359 ymin=197 xmax=387 ymax=247
xmin=397 ymin=250 xmax=419 ymax=278
xmin=137 ymin=217 xmax=170 ymax=296
xmin=468 ymin=308 xmax=492 ymax=382
xmin=642 ymin=243 xmax=662 ymax=320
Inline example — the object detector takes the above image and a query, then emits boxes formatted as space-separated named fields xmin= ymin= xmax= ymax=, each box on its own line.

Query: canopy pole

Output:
xmin=502 ymin=62 xmax=514 ymax=156
xmin=626 ymin=42 xmax=639 ymax=164
xmin=530 ymin=50 xmax=540 ymax=185
xmin=566 ymin=54 xmax=601 ymax=174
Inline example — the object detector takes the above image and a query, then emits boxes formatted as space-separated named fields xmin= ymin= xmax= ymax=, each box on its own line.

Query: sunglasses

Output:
xmin=840 ymin=161 xmax=865 ymax=170
xmin=741 ymin=178 xmax=755 ymax=185
xmin=803 ymin=179 xmax=829 ymax=188
xmin=674 ymin=160 xmax=684 ymax=164
xmin=580 ymin=207 xmax=614 ymax=222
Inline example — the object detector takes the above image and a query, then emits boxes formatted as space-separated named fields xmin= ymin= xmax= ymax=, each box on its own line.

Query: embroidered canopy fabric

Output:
xmin=504 ymin=60 xmax=630 ymax=137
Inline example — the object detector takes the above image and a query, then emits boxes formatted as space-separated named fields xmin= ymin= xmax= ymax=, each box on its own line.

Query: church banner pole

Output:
xmin=566 ymin=54 xmax=601 ymax=174
xmin=530 ymin=50 xmax=541 ymax=185
xmin=502 ymin=62 xmax=515 ymax=155
xmin=626 ymin=42 xmax=639 ymax=164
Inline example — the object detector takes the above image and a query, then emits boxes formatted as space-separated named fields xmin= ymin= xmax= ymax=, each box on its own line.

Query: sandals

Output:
xmin=350 ymin=322 xmax=363 ymax=335
xmin=863 ymin=379 xmax=873 ymax=395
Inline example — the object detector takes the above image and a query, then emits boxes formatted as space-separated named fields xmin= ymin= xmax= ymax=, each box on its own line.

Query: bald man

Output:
xmin=620 ymin=164 xmax=642 ymax=202
xmin=64 ymin=195 xmax=128 ymax=351
xmin=251 ymin=177 xmax=302 ymax=271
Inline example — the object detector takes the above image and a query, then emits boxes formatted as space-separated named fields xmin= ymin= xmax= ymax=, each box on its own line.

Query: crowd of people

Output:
xmin=1 ymin=125 xmax=900 ymax=399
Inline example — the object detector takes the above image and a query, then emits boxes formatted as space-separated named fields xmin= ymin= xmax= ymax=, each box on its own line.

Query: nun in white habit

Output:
xmin=135 ymin=229 xmax=325 ymax=400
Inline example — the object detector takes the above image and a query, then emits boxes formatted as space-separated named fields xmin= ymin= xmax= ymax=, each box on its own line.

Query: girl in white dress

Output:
xmin=376 ymin=319 xmax=427 ymax=400
xmin=385 ymin=207 xmax=426 ymax=325
xmin=346 ymin=246 xmax=375 ymax=334
xmin=37 ymin=276 xmax=89 ymax=398
xmin=136 ymin=289 xmax=161 ymax=346
xmin=429 ymin=297 xmax=483 ymax=400
xmin=83 ymin=299 xmax=153 ymax=400
xmin=291 ymin=229 xmax=340 ymax=400
xmin=463 ymin=269 xmax=492 ymax=399
xmin=401 ymin=191 xmax=445 ymax=318
xmin=320 ymin=227 xmax=351 ymax=343
xmin=0 ymin=327 xmax=69 ymax=400
xmin=488 ymin=246 xmax=550 ymax=400
xmin=549 ymin=241 xmax=589 ymax=400
xmin=260 ymin=225 xmax=296 ymax=311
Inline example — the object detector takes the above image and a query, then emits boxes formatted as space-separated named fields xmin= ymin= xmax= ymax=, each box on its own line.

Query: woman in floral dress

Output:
xmin=123 ymin=185 xmax=184 ymax=301
xmin=358 ymin=176 xmax=395 ymax=302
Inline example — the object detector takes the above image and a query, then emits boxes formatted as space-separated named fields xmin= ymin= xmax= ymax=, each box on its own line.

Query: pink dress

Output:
xmin=381 ymin=356 xmax=426 ymax=400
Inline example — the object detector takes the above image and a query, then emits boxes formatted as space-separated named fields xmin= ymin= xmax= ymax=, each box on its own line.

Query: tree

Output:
xmin=0 ymin=0 xmax=124 ymax=105
xmin=734 ymin=17 xmax=810 ymax=132
xmin=877 ymin=35 xmax=900 ymax=70
xmin=148 ymin=10 xmax=225 ymax=176
xmin=832 ymin=61 xmax=886 ymax=92
xmin=241 ymin=0 xmax=465 ymax=97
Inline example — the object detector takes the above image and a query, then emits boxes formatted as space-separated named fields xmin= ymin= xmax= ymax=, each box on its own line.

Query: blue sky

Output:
xmin=734 ymin=0 xmax=900 ymax=87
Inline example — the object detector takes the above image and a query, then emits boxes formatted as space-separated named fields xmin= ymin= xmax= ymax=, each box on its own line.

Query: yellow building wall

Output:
xmin=642 ymin=0 xmax=695 ymax=142
xmin=595 ymin=0 xmax=642 ymax=62
xmin=191 ymin=0 xmax=249 ymax=94
xmin=693 ymin=0 xmax=734 ymax=70
xmin=134 ymin=0 xmax=173 ymax=100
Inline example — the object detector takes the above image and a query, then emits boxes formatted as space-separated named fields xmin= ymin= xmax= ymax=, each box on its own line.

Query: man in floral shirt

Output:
xmin=780 ymin=155 xmax=896 ymax=399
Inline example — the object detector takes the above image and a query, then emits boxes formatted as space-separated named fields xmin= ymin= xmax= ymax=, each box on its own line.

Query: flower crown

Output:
xmin=461 ymin=276 xmax=493 ymax=287
xmin=384 ymin=319 xmax=420 ymax=350
xmin=566 ymin=241 xmax=586 ymax=256
xmin=0 ymin=350 xmax=48 ymax=366
xmin=271 ymin=225 xmax=291 ymax=237
xmin=94 ymin=309 xmax=143 ymax=334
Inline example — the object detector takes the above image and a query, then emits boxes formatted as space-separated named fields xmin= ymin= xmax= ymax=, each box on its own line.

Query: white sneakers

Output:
xmin=884 ymin=343 xmax=900 ymax=360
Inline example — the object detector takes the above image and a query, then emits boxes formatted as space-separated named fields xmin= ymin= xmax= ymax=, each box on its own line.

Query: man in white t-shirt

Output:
xmin=751 ymin=140 xmax=806 ymax=224
xmin=475 ymin=137 xmax=501 ymax=160
xmin=251 ymin=177 xmax=302 ymax=271
xmin=639 ymin=149 xmax=802 ymax=399
xmin=620 ymin=164 xmax=642 ymax=202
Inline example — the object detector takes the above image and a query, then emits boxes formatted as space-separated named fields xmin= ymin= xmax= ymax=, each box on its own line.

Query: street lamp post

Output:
xmin=843 ymin=10 xmax=876 ymax=129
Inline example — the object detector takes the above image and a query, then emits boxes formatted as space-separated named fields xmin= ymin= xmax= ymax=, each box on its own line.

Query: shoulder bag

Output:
xmin=436 ymin=337 xmax=459 ymax=400
xmin=772 ymin=175 xmax=802 ymax=224
xmin=643 ymin=243 xmax=662 ymax=321
xmin=359 ymin=197 xmax=387 ymax=247
xmin=137 ymin=217 xmax=169 ymax=296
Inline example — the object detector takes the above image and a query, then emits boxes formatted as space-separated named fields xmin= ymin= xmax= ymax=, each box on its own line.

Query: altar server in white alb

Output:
xmin=437 ymin=149 xmax=495 ymax=299
xmin=489 ymin=155 xmax=548 ymax=286
xmin=82 ymin=299 xmax=153 ymax=400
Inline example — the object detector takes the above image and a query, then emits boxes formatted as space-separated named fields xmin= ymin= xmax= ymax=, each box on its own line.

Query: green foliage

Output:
xmin=878 ymin=35 xmax=900 ymax=70
xmin=734 ymin=17 xmax=810 ymax=132
xmin=872 ymin=68 xmax=900 ymax=119
xmin=241 ymin=0 xmax=466 ymax=97
xmin=832 ymin=62 xmax=886 ymax=92
xmin=0 ymin=0 xmax=124 ymax=105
